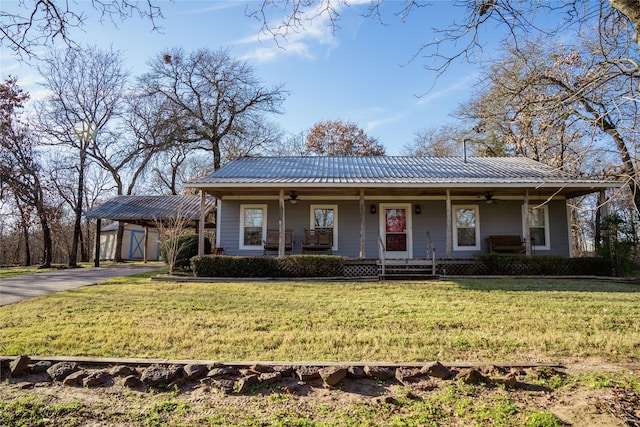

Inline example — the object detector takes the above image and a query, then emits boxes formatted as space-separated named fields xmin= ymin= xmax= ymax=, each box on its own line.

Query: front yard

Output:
xmin=1 ymin=275 xmax=639 ymax=426
xmin=1 ymin=276 xmax=639 ymax=363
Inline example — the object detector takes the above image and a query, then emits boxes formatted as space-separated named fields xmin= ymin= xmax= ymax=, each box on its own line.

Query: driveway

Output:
xmin=0 ymin=264 xmax=163 ymax=306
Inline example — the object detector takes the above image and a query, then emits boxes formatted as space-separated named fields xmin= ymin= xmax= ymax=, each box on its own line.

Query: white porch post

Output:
xmin=359 ymin=188 xmax=366 ymax=259
xmin=524 ymin=189 xmax=531 ymax=256
xmin=198 ymin=190 xmax=206 ymax=256
xmin=446 ymin=189 xmax=452 ymax=259
xmin=278 ymin=189 xmax=285 ymax=258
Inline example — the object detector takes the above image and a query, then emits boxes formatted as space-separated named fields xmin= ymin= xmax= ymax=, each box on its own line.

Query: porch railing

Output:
xmin=378 ymin=234 xmax=386 ymax=276
xmin=426 ymin=231 xmax=436 ymax=276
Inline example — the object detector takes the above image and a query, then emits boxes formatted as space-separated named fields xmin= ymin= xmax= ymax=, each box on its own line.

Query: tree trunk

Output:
xmin=69 ymin=151 xmax=86 ymax=267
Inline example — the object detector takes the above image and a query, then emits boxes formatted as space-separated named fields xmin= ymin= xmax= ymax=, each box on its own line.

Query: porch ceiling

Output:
xmin=199 ymin=184 xmax=608 ymax=200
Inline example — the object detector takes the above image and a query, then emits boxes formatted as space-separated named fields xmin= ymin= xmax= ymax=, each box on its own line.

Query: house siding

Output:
xmin=218 ymin=197 xmax=570 ymax=258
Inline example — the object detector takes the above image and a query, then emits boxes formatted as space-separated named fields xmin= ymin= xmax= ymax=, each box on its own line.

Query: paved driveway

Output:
xmin=0 ymin=264 xmax=163 ymax=306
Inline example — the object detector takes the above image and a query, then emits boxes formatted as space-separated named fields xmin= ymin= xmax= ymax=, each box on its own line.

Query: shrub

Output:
xmin=278 ymin=255 xmax=346 ymax=277
xmin=191 ymin=254 xmax=347 ymax=278
xmin=162 ymin=234 xmax=211 ymax=272
xmin=475 ymin=254 xmax=613 ymax=276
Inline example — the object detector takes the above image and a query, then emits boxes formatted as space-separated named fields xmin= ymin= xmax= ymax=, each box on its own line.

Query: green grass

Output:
xmin=1 ymin=278 xmax=639 ymax=362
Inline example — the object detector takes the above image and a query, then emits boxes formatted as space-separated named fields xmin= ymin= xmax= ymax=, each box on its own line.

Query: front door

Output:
xmin=379 ymin=203 xmax=412 ymax=259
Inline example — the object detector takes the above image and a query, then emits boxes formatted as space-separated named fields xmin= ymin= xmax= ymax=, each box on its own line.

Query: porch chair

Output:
xmin=263 ymin=229 xmax=294 ymax=255
xmin=301 ymin=228 xmax=333 ymax=254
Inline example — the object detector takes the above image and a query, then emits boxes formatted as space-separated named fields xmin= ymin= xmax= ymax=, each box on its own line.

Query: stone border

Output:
xmin=2 ymin=355 xmax=568 ymax=395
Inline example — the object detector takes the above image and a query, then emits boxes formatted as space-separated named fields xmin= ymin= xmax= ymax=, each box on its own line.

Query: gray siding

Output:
xmin=218 ymin=198 xmax=570 ymax=258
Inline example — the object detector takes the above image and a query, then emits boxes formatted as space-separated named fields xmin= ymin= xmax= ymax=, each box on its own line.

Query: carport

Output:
xmin=85 ymin=195 xmax=216 ymax=266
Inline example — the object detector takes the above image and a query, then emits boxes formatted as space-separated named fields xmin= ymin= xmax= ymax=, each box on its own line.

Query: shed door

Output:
xmin=379 ymin=204 xmax=412 ymax=259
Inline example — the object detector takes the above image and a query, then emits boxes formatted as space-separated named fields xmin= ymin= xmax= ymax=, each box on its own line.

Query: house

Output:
xmin=185 ymin=156 xmax=619 ymax=261
xmin=99 ymin=222 xmax=162 ymax=261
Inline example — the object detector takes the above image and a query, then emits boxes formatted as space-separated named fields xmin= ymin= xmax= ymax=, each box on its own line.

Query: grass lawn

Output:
xmin=1 ymin=276 xmax=639 ymax=363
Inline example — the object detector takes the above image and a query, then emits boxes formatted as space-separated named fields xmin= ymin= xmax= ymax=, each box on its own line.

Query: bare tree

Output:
xmin=402 ymin=125 xmax=463 ymax=157
xmin=0 ymin=78 xmax=54 ymax=267
xmin=1 ymin=0 xmax=163 ymax=58
xmin=305 ymin=119 xmax=385 ymax=156
xmin=37 ymin=45 xmax=128 ymax=266
xmin=249 ymin=1 xmax=639 ymax=78
xmin=141 ymin=47 xmax=287 ymax=171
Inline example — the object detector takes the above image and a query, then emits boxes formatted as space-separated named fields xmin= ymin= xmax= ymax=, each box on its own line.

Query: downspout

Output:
xmin=524 ymin=190 xmax=531 ymax=256
xmin=359 ymin=189 xmax=366 ymax=259
xmin=446 ymin=189 xmax=452 ymax=259
xmin=278 ymin=189 xmax=285 ymax=258
xmin=198 ymin=190 xmax=206 ymax=256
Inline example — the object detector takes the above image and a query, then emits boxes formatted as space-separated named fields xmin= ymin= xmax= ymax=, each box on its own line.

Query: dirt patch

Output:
xmin=1 ymin=359 xmax=639 ymax=426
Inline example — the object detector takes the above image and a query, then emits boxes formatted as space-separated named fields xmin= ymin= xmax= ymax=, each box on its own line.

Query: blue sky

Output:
xmin=1 ymin=1 xmax=501 ymax=155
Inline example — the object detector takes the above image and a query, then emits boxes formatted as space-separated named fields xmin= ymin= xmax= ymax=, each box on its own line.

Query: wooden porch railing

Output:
xmin=378 ymin=234 xmax=386 ymax=276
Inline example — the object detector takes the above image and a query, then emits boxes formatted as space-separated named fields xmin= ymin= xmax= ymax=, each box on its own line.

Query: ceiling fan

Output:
xmin=288 ymin=191 xmax=299 ymax=204
xmin=481 ymin=192 xmax=499 ymax=204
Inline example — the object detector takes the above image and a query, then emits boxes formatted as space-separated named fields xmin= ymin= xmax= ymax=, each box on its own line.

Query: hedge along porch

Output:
xmin=185 ymin=156 xmax=620 ymax=262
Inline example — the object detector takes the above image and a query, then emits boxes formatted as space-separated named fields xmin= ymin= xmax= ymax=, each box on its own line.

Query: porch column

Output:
xmin=524 ymin=190 xmax=532 ymax=256
xmin=143 ymin=225 xmax=149 ymax=264
xmin=599 ymin=189 xmax=610 ymax=252
xmin=278 ymin=189 xmax=285 ymax=258
xmin=94 ymin=218 xmax=101 ymax=267
xmin=359 ymin=189 xmax=366 ymax=259
xmin=198 ymin=190 xmax=206 ymax=256
xmin=446 ymin=189 xmax=452 ymax=259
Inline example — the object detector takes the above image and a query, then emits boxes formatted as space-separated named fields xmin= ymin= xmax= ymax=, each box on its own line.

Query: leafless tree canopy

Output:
xmin=0 ymin=0 xmax=163 ymax=58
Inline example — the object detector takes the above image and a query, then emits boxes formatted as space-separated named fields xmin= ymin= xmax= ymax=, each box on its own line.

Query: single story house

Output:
xmin=185 ymin=156 xmax=619 ymax=261
xmin=98 ymin=222 xmax=162 ymax=261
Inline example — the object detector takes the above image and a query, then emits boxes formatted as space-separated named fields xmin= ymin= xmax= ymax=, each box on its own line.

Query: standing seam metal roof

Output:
xmin=187 ymin=156 xmax=610 ymax=185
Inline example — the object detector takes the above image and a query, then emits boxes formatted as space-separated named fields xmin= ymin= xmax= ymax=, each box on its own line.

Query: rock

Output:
xmin=296 ymin=366 xmax=321 ymax=382
xmin=140 ymin=364 xmax=183 ymax=387
xmin=10 ymin=355 xmax=31 ymax=377
xmin=490 ymin=372 xmax=518 ymax=388
xmin=236 ymin=374 xmax=259 ymax=394
xmin=124 ymin=375 xmax=143 ymax=388
xmin=110 ymin=365 xmax=138 ymax=377
xmin=457 ymin=368 xmax=488 ymax=385
xmin=251 ymin=364 xmax=272 ymax=373
xmin=364 ymin=366 xmax=395 ymax=381
xmin=63 ymin=370 xmax=88 ymax=386
xmin=47 ymin=362 xmax=80 ymax=382
xmin=395 ymin=368 xmax=422 ymax=384
xmin=211 ymin=379 xmax=235 ymax=394
xmin=421 ymin=362 xmax=453 ymax=380
xmin=258 ymin=371 xmax=282 ymax=385
xmin=31 ymin=361 xmax=52 ymax=374
xmin=372 ymin=395 xmax=400 ymax=405
xmin=0 ymin=359 xmax=10 ymax=379
xmin=82 ymin=371 xmax=112 ymax=387
xmin=207 ymin=366 xmax=237 ymax=378
xmin=183 ymin=364 xmax=208 ymax=380
xmin=347 ymin=366 xmax=366 ymax=379
xmin=319 ymin=366 xmax=347 ymax=386
xmin=273 ymin=365 xmax=294 ymax=378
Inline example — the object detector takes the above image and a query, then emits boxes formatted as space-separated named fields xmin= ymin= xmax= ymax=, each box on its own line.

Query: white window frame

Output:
xmin=522 ymin=205 xmax=550 ymax=250
xmin=239 ymin=204 xmax=267 ymax=250
xmin=453 ymin=205 xmax=481 ymax=251
xmin=309 ymin=204 xmax=338 ymax=251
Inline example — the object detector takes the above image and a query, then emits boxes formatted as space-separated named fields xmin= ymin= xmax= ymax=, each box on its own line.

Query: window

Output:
xmin=240 ymin=204 xmax=267 ymax=250
xmin=523 ymin=205 xmax=550 ymax=250
xmin=310 ymin=204 xmax=338 ymax=250
xmin=453 ymin=205 xmax=480 ymax=250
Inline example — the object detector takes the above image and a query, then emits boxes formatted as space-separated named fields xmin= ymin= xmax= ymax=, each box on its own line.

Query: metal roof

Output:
xmin=85 ymin=195 xmax=216 ymax=226
xmin=186 ymin=156 xmax=617 ymax=187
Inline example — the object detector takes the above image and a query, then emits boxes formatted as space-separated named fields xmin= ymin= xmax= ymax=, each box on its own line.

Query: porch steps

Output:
xmin=377 ymin=259 xmax=440 ymax=280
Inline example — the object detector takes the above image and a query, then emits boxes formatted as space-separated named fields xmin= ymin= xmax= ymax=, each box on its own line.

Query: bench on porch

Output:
xmin=302 ymin=228 xmax=333 ymax=254
xmin=263 ymin=229 xmax=294 ymax=255
xmin=486 ymin=235 xmax=526 ymax=254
